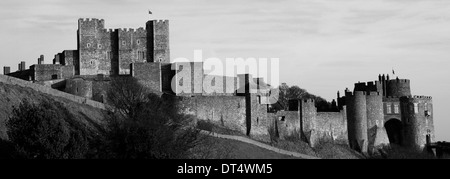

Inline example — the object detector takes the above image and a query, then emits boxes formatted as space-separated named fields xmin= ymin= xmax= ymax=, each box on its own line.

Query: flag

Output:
xmin=392 ymin=68 xmax=395 ymax=75
xmin=149 ymin=10 xmax=152 ymax=14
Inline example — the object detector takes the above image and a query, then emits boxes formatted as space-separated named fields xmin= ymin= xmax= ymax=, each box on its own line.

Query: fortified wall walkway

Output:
xmin=0 ymin=75 xmax=107 ymax=110
xmin=200 ymin=130 xmax=320 ymax=159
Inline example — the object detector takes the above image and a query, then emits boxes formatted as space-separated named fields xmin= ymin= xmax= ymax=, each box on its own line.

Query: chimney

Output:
xmin=53 ymin=54 xmax=60 ymax=64
xmin=38 ymin=55 xmax=44 ymax=64
xmin=20 ymin=61 xmax=26 ymax=71
xmin=3 ymin=66 xmax=10 ymax=75
xmin=18 ymin=63 xmax=22 ymax=71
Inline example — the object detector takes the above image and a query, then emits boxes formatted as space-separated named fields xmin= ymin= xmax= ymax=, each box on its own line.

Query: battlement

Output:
xmin=354 ymin=80 xmax=382 ymax=93
xmin=118 ymin=28 xmax=136 ymax=32
xmin=100 ymin=28 xmax=116 ymax=34
xmin=155 ymin=20 xmax=169 ymax=24
xmin=78 ymin=18 xmax=105 ymax=33
xmin=78 ymin=18 xmax=105 ymax=24
xmin=135 ymin=27 xmax=146 ymax=33
xmin=367 ymin=91 xmax=381 ymax=96
xmin=388 ymin=79 xmax=410 ymax=83
xmin=403 ymin=95 xmax=433 ymax=99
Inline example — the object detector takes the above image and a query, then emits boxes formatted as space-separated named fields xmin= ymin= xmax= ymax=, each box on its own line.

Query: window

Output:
xmin=122 ymin=41 xmax=126 ymax=46
xmin=137 ymin=51 xmax=145 ymax=60
xmin=98 ymin=44 xmax=102 ymax=49
xmin=386 ymin=103 xmax=392 ymax=114
xmin=414 ymin=103 xmax=419 ymax=114
xmin=394 ymin=104 xmax=399 ymax=114
xmin=137 ymin=39 xmax=140 ymax=45
xmin=87 ymin=43 xmax=91 ymax=48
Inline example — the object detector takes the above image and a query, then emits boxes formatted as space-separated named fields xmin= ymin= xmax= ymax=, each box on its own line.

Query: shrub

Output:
xmin=371 ymin=145 xmax=436 ymax=159
xmin=6 ymin=99 xmax=89 ymax=159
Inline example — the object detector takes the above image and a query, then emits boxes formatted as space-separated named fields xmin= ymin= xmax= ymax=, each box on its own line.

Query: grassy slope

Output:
xmin=0 ymin=81 xmax=106 ymax=140
xmin=192 ymin=135 xmax=302 ymax=159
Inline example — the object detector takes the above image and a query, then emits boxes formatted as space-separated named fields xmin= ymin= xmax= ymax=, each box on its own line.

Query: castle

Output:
xmin=2 ymin=18 xmax=434 ymax=154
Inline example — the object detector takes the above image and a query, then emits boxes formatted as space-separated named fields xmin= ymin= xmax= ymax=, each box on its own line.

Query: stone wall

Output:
xmin=178 ymin=96 xmax=247 ymax=134
xmin=6 ymin=69 xmax=33 ymax=81
xmin=276 ymin=111 xmax=300 ymax=139
xmin=383 ymin=97 xmax=402 ymax=123
xmin=131 ymin=62 xmax=162 ymax=92
xmin=118 ymin=28 xmax=147 ymax=74
xmin=32 ymin=64 xmax=74 ymax=81
xmin=315 ymin=111 xmax=347 ymax=143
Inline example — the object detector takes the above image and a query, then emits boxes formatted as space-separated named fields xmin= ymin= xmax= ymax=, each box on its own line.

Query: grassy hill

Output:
xmin=0 ymin=80 xmax=106 ymax=140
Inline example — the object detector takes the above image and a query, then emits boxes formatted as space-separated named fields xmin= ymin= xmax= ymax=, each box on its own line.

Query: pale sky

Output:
xmin=0 ymin=0 xmax=449 ymax=141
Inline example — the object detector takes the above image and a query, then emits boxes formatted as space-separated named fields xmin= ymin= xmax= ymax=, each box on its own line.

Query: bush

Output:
xmin=371 ymin=145 xmax=436 ymax=159
xmin=197 ymin=120 xmax=214 ymax=132
xmin=6 ymin=99 xmax=89 ymax=159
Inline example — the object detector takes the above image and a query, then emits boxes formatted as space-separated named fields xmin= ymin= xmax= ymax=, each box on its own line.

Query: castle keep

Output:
xmin=2 ymin=18 xmax=435 ymax=153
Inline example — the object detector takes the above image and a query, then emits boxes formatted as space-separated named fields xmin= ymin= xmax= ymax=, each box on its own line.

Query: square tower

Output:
xmin=146 ymin=20 xmax=170 ymax=63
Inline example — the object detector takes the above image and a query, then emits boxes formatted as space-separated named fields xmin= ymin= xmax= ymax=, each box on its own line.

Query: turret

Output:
xmin=3 ymin=66 xmax=10 ymax=75
xmin=365 ymin=91 xmax=389 ymax=153
xmin=346 ymin=91 xmax=368 ymax=153
xmin=19 ymin=61 xmax=26 ymax=71
xmin=38 ymin=55 xmax=44 ymax=64
xmin=386 ymin=78 xmax=411 ymax=97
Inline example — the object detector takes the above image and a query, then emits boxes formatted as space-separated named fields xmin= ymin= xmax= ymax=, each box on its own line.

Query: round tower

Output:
xmin=400 ymin=96 xmax=434 ymax=150
xmin=386 ymin=78 xmax=411 ymax=97
xmin=365 ymin=91 xmax=389 ymax=152
xmin=346 ymin=91 xmax=368 ymax=153
xmin=65 ymin=77 xmax=93 ymax=98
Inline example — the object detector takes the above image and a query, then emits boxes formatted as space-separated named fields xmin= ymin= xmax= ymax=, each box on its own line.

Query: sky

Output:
xmin=0 ymin=0 xmax=449 ymax=141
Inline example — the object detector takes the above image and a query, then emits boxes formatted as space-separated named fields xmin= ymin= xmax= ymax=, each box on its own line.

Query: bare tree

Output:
xmin=104 ymin=76 xmax=201 ymax=159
